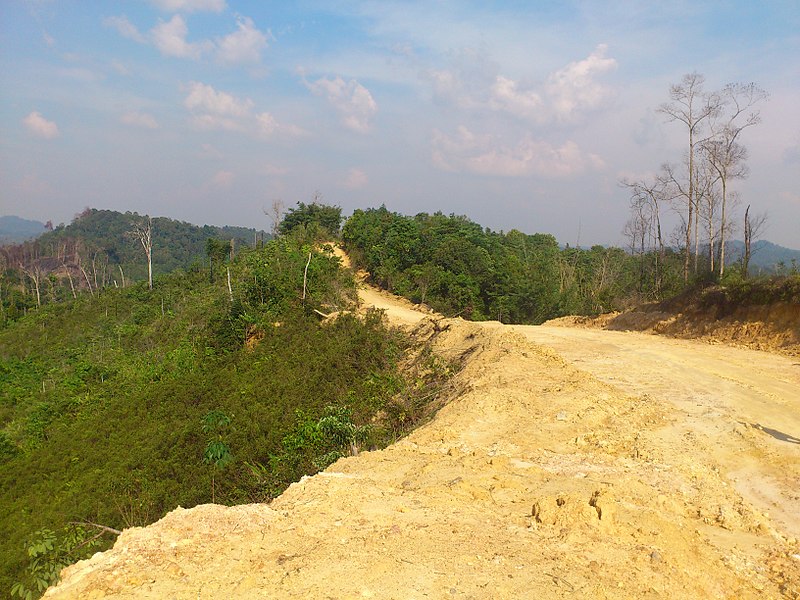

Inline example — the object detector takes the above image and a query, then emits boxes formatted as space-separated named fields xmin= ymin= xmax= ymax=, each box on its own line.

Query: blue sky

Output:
xmin=1 ymin=0 xmax=798 ymax=248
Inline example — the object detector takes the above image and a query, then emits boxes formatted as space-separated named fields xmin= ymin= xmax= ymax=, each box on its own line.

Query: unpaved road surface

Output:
xmin=47 ymin=283 xmax=800 ymax=599
xmin=510 ymin=325 xmax=800 ymax=541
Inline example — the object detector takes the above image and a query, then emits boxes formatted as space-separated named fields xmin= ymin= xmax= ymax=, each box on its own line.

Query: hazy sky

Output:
xmin=1 ymin=1 xmax=798 ymax=248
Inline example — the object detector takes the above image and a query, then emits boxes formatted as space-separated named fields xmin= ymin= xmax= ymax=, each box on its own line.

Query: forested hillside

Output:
xmin=0 ymin=228 xmax=452 ymax=598
xmin=0 ymin=209 xmax=268 ymax=324
xmin=343 ymin=207 xmax=688 ymax=324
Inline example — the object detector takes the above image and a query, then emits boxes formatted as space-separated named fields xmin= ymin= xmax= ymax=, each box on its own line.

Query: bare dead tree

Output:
xmin=61 ymin=259 xmax=77 ymax=299
xmin=129 ymin=216 xmax=154 ymax=290
xmin=658 ymin=73 xmax=720 ymax=282
xmin=302 ymin=251 xmax=312 ymax=301
xmin=742 ymin=204 xmax=768 ymax=278
xmin=264 ymin=199 xmax=285 ymax=239
xmin=621 ymin=176 xmax=668 ymax=295
xmin=696 ymin=160 xmax=721 ymax=272
xmin=19 ymin=262 xmax=42 ymax=307
xmin=703 ymin=82 xmax=767 ymax=277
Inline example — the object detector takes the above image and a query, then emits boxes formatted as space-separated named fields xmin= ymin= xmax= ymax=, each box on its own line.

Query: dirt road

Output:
xmin=46 ymin=282 xmax=800 ymax=599
xmin=512 ymin=324 xmax=800 ymax=539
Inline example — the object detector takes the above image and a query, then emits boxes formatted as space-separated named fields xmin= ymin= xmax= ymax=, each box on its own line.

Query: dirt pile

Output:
xmin=548 ymin=283 xmax=800 ymax=356
xmin=45 ymin=299 xmax=800 ymax=598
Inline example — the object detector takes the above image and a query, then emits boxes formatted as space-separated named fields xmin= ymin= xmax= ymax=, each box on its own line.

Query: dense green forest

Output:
xmin=0 ymin=224 xmax=453 ymax=598
xmin=343 ymin=206 xmax=689 ymax=323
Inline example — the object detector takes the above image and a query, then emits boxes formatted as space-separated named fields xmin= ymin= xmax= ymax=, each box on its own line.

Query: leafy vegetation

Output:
xmin=343 ymin=206 xmax=687 ymax=323
xmin=279 ymin=201 xmax=343 ymax=238
xmin=0 ymin=230 xmax=451 ymax=597
xmin=697 ymin=275 xmax=800 ymax=312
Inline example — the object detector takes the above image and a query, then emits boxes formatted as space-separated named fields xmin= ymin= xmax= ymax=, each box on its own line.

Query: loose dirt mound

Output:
xmin=46 ymin=298 xmax=800 ymax=599
xmin=548 ymin=284 xmax=800 ymax=357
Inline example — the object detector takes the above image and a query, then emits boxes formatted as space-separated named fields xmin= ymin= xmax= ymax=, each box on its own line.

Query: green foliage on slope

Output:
xmin=0 ymin=233 xmax=434 ymax=597
xmin=279 ymin=201 xmax=343 ymax=238
xmin=343 ymin=207 xmax=688 ymax=323
xmin=35 ymin=208 xmax=268 ymax=279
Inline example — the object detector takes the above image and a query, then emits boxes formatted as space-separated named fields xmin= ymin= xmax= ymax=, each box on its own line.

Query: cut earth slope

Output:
xmin=45 ymin=279 xmax=800 ymax=599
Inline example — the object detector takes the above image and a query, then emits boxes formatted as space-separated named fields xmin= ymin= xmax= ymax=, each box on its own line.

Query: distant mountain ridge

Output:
xmin=725 ymin=240 xmax=800 ymax=273
xmin=0 ymin=216 xmax=47 ymax=244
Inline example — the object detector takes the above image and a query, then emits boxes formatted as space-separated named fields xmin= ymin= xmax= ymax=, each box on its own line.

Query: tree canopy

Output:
xmin=279 ymin=201 xmax=343 ymax=237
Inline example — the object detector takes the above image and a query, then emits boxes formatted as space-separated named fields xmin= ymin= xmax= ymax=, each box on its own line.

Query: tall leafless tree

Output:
xmin=742 ymin=204 xmax=768 ymax=278
xmin=130 ymin=216 xmax=154 ymax=290
xmin=265 ymin=199 xmax=285 ymax=239
xmin=702 ymin=82 xmax=767 ymax=277
xmin=19 ymin=262 xmax=42 ymax=307
xmin=658 ymin=73 xmax=720 ymax=282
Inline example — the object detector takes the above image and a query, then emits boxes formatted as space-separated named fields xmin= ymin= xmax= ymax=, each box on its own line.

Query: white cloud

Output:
xmin=215 ymin=16 xmax=268 ymax=65
xmin=306 ymin=76 xmax=377 ymax=133
xmin=106 ymin=12 xmax=269 ymax=66
xmin=103 ymin=15 xmax=147 ymax=43
xmin=343 ymin=168 xmax=368 ymax=189
xmin=545 ymin=44 xmax=617 ymax=121
xmin=422 ymin=47 xmax=498 ymax=110
xmin=425 ymin=68 xmax=466 ymax=105
xmin=152 ymin=15 xmax=210 ymax=59
xmin=121 ymin=112 xmax=159 ymax=129
xmin=255 ymin=112 xmax=278 ymax=135
xmin=431 ymin=125 xmax=600 ymax=178
xmin=184 ymin=81 xmax=253 ymax=116
xmin=489 ymin=76 xmax=542 ymax=120
xmin=150 ymin=0 xmax=226 ymax=13
xmin=184 ymin=82 xmax=305 ymax=138
xmin=422 ymin=44 xmax=617 ymax=125
xmin=256 ymin=112 xmax=307 ymax=137
xmin=23 ymin=111 xmax=59 ymax=139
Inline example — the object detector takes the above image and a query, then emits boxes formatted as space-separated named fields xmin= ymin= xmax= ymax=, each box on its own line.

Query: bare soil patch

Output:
xmin=548 ymin=282 xmax=800 ymax=357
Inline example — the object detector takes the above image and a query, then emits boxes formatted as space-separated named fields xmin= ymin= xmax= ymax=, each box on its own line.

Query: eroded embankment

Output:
xmin=45 ymin=313 xmax=800 ymax=599
xmin=550 ymin=299 xmax=799 ymax=357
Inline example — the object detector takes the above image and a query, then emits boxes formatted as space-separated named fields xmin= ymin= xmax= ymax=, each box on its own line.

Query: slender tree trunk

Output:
xmin=743 ymin=204 xmax=751 ymax=279
xmin=79 ymin=265 xmax=95 ymax=297
xmin=719 ymin=177 xmax=728 ymax=278
xmin=147 ymin=250 xmax=153 ymax=290
xmin=302 ymin=252 xmax=312 ymax=301
xmin=693 ymin=198 xmax=700 ymax=273
xmin=685 ymin=135 xmax=695 ymax=283
xmin=32 ymin=274 xmax=41 ymax=307
xmin=64 ymin=264 xmax=77 ymax=299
